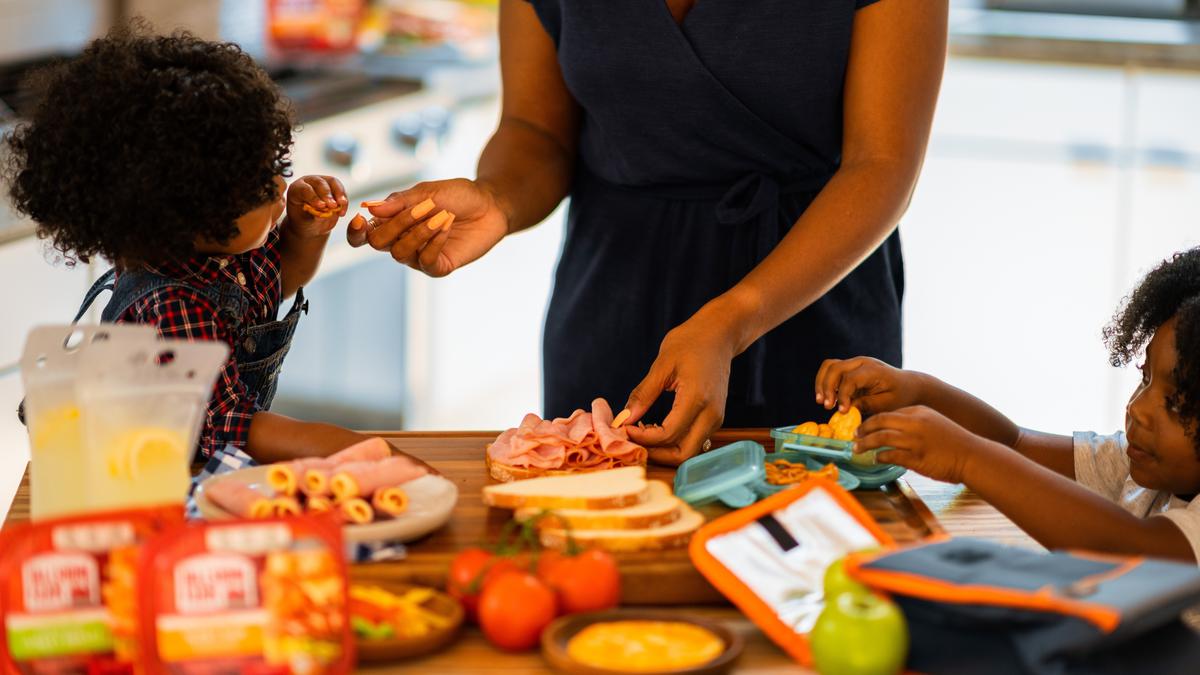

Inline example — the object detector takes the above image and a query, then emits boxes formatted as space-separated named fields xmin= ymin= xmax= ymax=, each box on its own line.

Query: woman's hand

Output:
xmin=287 ymin=175 xmax=348 ymax=238
xmin=350 ymin=178 xmax=510 ymax=278
xmin=854 ymin=405 xmax=993 ymax=484
xmin=814 ymin=356 xmax=925 ymax=416
xmin=623 ymin=313 xmax=739 ymax=466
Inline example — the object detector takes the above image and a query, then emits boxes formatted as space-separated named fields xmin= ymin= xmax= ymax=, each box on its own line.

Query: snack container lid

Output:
xmin=673 ymin=440 xmax=765 ymax=509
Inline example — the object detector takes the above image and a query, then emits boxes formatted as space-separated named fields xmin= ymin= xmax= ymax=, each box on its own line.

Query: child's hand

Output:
xmin=815 ymin=356 xmax=924 ymax=415
xmin=286 ymin=175 xmax=349 ymax=238
xmin=854 ymin=405 xmax=991 ymax=484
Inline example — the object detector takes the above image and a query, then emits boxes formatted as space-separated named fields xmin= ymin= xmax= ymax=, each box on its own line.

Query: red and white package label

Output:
xmin=21 ymin=552 xmax=100 ymax=612
xmin=174 ymin=553 xmax=258 ymax=614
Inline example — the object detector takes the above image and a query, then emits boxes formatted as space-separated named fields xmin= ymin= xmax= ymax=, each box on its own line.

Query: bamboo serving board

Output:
xmin=350 ymin=430 xmax=945 ymax=606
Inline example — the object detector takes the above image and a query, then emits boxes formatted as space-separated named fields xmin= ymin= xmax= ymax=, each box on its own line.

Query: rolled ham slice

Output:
xmin=266 ymin=457 xmax=334 ymax=497
xmin=339 ymin=497 xmax=374 ymax=524
xmin=372 ymin=487 xmax=409 ymax=517
xmin=330 ymin=457 xmax=427 ymax=501
xmin=304 ymin=468 xmax=333 ymax=497
xmin=307 ymin=495 xmax=333 ymax=515
xmin=271 ymin=496 xmax=302 ymax=517
xmin=206 ymin=480 xmax=273 ymax=519
xmin=326 ymin=437 xmax=392 ymax=464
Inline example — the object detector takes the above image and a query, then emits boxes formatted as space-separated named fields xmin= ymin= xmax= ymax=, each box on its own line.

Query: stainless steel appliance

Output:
xmin=983 ymin=0 xmax=1195 ymax=19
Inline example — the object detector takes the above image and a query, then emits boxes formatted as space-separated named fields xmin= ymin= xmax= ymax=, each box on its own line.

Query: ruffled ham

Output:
xmin=487 ymin=398 xmax=648 ymax=470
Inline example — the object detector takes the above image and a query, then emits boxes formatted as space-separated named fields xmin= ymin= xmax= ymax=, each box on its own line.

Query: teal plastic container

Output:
xmin=769 ymin=425 xmax=907 ymax=489
xmin=673 ymin=440 xmax=861 ymax=509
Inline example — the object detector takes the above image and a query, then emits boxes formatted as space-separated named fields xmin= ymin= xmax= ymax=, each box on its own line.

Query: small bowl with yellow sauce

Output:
xmin=542 ymin=610 xmax=743 ymax=675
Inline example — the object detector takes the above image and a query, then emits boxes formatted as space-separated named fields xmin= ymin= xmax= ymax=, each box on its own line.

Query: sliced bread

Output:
xmin=514 ymin=480 xmax=682 ymax=531
xmin=538 ymin=505 xmax=706 ymax=553
xmin=482 ymin=465 xmax=648 ymax=510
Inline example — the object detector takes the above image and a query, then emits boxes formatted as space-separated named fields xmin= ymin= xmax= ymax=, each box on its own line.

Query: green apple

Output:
xmin=810 ymin=590 xmax=909 ymax=675
xmin=823 ymin=554 xmax=873 ymax=599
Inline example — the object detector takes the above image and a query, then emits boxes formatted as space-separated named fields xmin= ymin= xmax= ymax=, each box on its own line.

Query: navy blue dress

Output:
xmin=532 ymin=0 xmax=903 ymax=426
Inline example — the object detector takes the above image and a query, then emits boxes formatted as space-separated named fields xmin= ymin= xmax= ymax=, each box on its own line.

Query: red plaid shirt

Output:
xmin=115 ymin=228 xmax=283 ymax=457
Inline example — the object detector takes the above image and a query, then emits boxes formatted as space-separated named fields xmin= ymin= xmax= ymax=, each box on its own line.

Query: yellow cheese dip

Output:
xmin=566 ymin=620 xmax=724 ymax=672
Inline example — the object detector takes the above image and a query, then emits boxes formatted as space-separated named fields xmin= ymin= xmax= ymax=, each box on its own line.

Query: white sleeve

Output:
xmin=1073 ymin=431 xmax=1131 ymax=502
xmin=1157 ymin=506 xmax=1200 ymax=563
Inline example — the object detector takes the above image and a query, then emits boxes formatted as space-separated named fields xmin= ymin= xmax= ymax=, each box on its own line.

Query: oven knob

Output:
xmin=392 ymin=115 xmax=424 ymax=150
xmin=421 ymin=106 xmax=451 ymax=138
xmin=324 ymin=134 xmax=359 ymax=167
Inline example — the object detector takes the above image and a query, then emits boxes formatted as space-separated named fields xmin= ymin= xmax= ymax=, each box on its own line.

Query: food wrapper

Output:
xmin=18 ymin=324 xmax=158 ymax=519
xmin=0 ymin=505 xmax=185 ymax=672
xmin=77 ymin=338 xmax=228 ymax=511
xmin=136 ymin=516 xmax=354 ymax=674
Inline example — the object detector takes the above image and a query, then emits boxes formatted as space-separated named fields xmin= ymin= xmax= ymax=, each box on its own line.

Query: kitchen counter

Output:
xmin=3 ymin=430 xmax=1037 ymax=673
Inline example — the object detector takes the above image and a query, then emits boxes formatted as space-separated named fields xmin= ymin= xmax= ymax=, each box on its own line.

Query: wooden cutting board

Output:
xmin=353 ymin=430 xmax=944 ymax=606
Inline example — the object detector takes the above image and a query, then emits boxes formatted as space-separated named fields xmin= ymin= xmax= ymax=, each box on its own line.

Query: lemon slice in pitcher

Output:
xmin=125 ymin=429 xmax=186 ymax=481
xmin=105 ymin=428 xmax=187 ymax=481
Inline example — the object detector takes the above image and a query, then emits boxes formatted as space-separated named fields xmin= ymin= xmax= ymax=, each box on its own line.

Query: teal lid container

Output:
xmin=768 ymin=425 xmax=907 ymax=489
xmin=673 ymin=440 xmax=765 ymax=509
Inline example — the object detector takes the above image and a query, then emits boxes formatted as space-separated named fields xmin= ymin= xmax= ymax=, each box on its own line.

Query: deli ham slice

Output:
xmin=487 ymin=398 xmax=648 ymax=471
xmin=326 ymin=437 xmax=392 ymax=464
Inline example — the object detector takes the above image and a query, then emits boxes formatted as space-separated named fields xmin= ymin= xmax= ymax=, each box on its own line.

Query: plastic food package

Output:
xmin=0 ymin=505 xmax=185 ymax=672
xmin=19 ymin=324 xmax=159 ymax=519
xmin=136 ymin=516 xmax=354 ymax=674
xmin=76 ymin=338 xmax=227 ymax=511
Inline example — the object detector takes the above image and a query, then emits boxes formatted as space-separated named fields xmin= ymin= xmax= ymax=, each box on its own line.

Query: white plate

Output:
xmin=194 ymin=466 xmax=458 ymax=544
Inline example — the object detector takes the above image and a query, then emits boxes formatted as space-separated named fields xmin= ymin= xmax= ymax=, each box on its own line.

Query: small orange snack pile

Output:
xmin=792 ymin=406 xmax=863 ymax=442
xmin=204 ymin=438 xmax=424 ymax=525
xmin=303 ymin=203 xmax=338 ymax=218
xmin=764 ymin=460 xmax=839 ymax=486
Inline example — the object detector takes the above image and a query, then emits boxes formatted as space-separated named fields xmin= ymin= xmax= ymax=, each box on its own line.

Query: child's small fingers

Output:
xmin=856 ymin=410 xmax=904 ymax=436
xmin=306 ymin=176 xmax=336 ymax=207
xmin=874 ymin=448 xmax=908 ymax=467
xmin=854 ymin=429 xmax=904 ymax=453
xmin=289 ymin=180 xmax=316 ymax=204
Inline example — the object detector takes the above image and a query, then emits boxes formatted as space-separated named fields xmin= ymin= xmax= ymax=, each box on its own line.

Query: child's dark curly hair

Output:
xmin=1104 ymin=247 xmax=1200 ymax=454
xmin=1 ymin=22 xmax=293 ymax=265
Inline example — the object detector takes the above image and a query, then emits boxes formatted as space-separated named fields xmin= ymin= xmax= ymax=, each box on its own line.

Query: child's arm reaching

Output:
xmin=278 ymin=175 xmax=349 ymax=298
xmin=246 ymin=410 xmax=378 ymax=464
xmin=816 ymin=357 xmax=1074 ymax=478
xmin=855 ymin=406 xmax=1196 ymax=562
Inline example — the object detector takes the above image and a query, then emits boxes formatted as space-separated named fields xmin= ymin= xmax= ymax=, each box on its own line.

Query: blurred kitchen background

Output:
xmin=2 ymin=0 xmax=1200 ymax=514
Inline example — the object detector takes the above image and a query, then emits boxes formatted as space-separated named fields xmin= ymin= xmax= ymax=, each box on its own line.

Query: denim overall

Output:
xmin=72 ymin=268 xmax=307 ymax=411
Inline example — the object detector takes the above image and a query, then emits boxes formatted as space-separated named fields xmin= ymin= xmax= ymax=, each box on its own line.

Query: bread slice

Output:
xmin=514 ymin=481 xmax=682 ymax=531
xmin=482 ymin=466 xmax=648 ymax=510
xmin=539 ymin=505 xmax=705 ymax=553
xmin=485 ymin=451 xmax=620 ymax=482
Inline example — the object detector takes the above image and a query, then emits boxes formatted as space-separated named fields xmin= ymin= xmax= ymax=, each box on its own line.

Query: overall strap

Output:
xmin=71 ymin=268 xmax=117 ymax=324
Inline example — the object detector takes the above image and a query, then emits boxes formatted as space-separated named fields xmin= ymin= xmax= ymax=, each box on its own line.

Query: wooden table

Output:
xmin=2 ymin=430 xmax=1036 ymax=674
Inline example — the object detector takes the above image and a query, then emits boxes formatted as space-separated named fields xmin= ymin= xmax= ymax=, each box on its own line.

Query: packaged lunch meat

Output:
xmin=0 ymin=504 xmax=185 ymax=673
xmin=136 ymin=516 xmax=353 ymax=674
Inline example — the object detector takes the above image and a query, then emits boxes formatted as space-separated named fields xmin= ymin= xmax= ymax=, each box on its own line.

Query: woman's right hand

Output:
xmin=814 ymin=356 xmax=925 ymax=416
xmin=349 ymin=178 xmax=510 ymax=278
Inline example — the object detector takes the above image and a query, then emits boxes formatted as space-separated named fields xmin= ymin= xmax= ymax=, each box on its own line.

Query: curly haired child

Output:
xmin=816 ymin=247 xmax=1200 ymax=561
xmin=3 ymin=24 xmax=397 ymax=464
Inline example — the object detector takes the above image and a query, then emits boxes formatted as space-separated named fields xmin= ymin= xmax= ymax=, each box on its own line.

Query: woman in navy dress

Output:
xmin=362 ymin=0 xmax=948 ymax=464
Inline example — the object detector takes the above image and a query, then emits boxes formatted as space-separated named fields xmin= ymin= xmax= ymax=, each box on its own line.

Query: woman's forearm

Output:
xmin=710 ymin=157 xmax=919 ymax=356
xmin=963 ymin=441 xmax=1194 ymax=561
xmin=476 ymin=117 xmax=576 ymax=235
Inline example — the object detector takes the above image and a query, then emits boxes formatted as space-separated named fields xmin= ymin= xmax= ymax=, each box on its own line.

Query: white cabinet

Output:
xmin=0 ymin=236 xmax=95 ymax=368
xmin=904 ymin=154 xmax=1123 ymax=434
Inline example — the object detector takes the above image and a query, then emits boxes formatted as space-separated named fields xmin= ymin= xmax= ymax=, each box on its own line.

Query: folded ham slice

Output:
xmin=487 ymin=398 xmax=648 ymax=471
